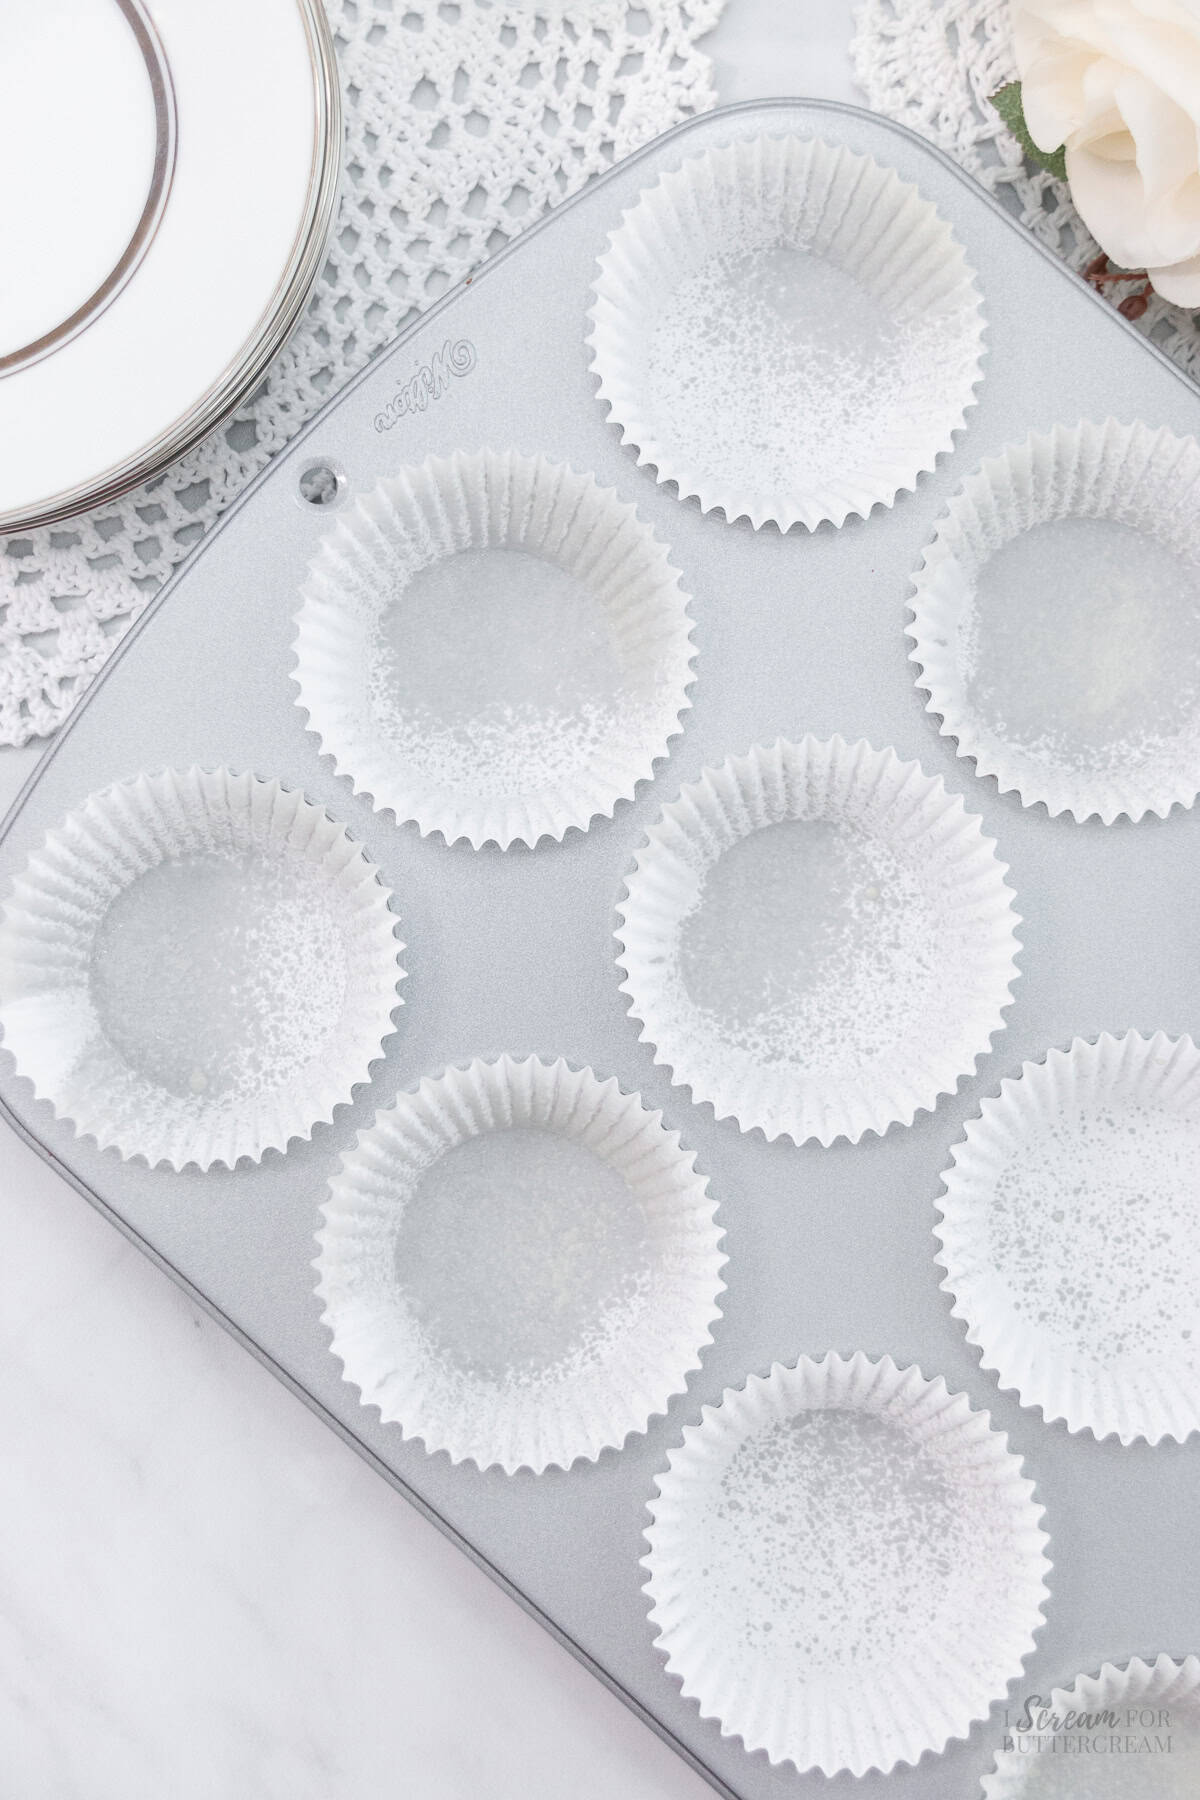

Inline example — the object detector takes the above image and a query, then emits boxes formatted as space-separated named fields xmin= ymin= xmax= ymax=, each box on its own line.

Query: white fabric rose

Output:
xmin=1013 ymin=0 xmax=1200 ymax=303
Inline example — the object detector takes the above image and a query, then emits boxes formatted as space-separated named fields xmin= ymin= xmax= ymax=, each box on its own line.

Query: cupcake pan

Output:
xmin=0 ymin=101 xmax=1198 ymax=1800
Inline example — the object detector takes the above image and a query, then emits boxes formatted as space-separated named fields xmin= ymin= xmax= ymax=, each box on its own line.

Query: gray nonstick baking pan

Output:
xmin=2 ymin=101 xmax=1198 ymax=1800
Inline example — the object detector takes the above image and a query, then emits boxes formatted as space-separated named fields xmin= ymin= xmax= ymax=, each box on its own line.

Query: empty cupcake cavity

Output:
xmin=646 ymin=248 xmax=894 ymax=512
xmin=983 ymin=1656 xmax=1200 ymax=1799
xmin=589 ymin=133 xmax=984 ymax=530
xmin=89 ymin=849 xmax=347 ymax=1103
xmin=675 ymin=817 xmax=940 ymax=1072
xmin=315 ymin=1056 xmax=724 ymax=1472
xmin=391 ymin=1126 xmax=652 ymax=1384
xmin=369 ymin=547 xmax=622 ymax=798
xmin=294 ymin=449 xmax=694 ymax=848
xmin=644 ymin=1352 xmax=1049 ymax=1776
xmin=617 ymin=737 xmax=1020 ymax=1146
xmin=910 ymin=420 xmax=1200 ymax=822
xmin=937 ymin=1032 xmax=1200 ymax=1444
xmin=968 ymin=520 xmax=1200 ymax=754
xmin=0 ymin=768 xmax=403 ymax=1169
xmin=694 ymin=1410 xmax=987 ymax=1666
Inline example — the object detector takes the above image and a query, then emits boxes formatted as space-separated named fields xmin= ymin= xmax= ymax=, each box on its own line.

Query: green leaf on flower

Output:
xmin=990 ymin=80 xmax=1068 ymax=181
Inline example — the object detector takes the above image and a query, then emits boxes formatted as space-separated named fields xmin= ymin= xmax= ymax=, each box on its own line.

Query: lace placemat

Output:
xmin=0 ymin=0 xmax=723 ymax=748
xmin=851 ymin=0 xmax=1200 ymax=374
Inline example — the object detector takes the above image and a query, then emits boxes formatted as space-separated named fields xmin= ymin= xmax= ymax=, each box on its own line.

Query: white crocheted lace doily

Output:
xmin=0 ymin=0 xmax=722 ymax=747
xmin=852 ymin=0 xmax=1200 ymax=371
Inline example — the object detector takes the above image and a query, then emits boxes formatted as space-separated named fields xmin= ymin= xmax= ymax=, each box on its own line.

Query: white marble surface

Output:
xmin=0 ymin=10 xmax=859 ymax=1797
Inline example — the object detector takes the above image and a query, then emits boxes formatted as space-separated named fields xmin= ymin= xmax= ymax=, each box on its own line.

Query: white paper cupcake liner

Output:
xmin=644 ymin=1351 xmax=1050 ymax=1777
xmin=937 ymin=1031 xmax=1200 ymax=1445
xmin=588 ymin=133 xmax=985 ymax=530
xmin=616 ymin=736 xmax=1020 ymax=1146
xmin=0 ymin=767 xmax=404 ymax=1170
xmin=314 ymin=1055 xmax=725 ymax=1473
xmin=293 ymin=448 xmax=695 ymax=849
xmin=909 ymin=419 xmax=1200 ymax=823
xmin=983 ymin=1654 xmax=1200 ymax=1797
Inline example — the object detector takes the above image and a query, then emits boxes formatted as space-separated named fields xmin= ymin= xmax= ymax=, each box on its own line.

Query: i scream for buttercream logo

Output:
xmin=1002 ymin=1694 xmax=1174 ymax=1756
xmin=373 ymin=339 xmax=476 ymax=431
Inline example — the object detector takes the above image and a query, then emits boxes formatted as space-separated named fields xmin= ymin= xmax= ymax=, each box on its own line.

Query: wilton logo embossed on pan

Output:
xmin=373 ymin=339 xmax=477 ymax=431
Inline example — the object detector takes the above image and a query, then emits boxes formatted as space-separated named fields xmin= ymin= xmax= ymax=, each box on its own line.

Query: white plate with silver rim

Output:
xmin=0 ymin=0 xmax=341 ymax=532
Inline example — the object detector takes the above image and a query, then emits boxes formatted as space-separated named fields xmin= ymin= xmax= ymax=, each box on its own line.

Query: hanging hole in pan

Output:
xmin=297 ymin=458 xmax=347 ymax=509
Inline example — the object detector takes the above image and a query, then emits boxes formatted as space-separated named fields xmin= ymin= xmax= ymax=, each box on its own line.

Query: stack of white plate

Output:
xmin=0 ymin=0 xmax=341 ymax=532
